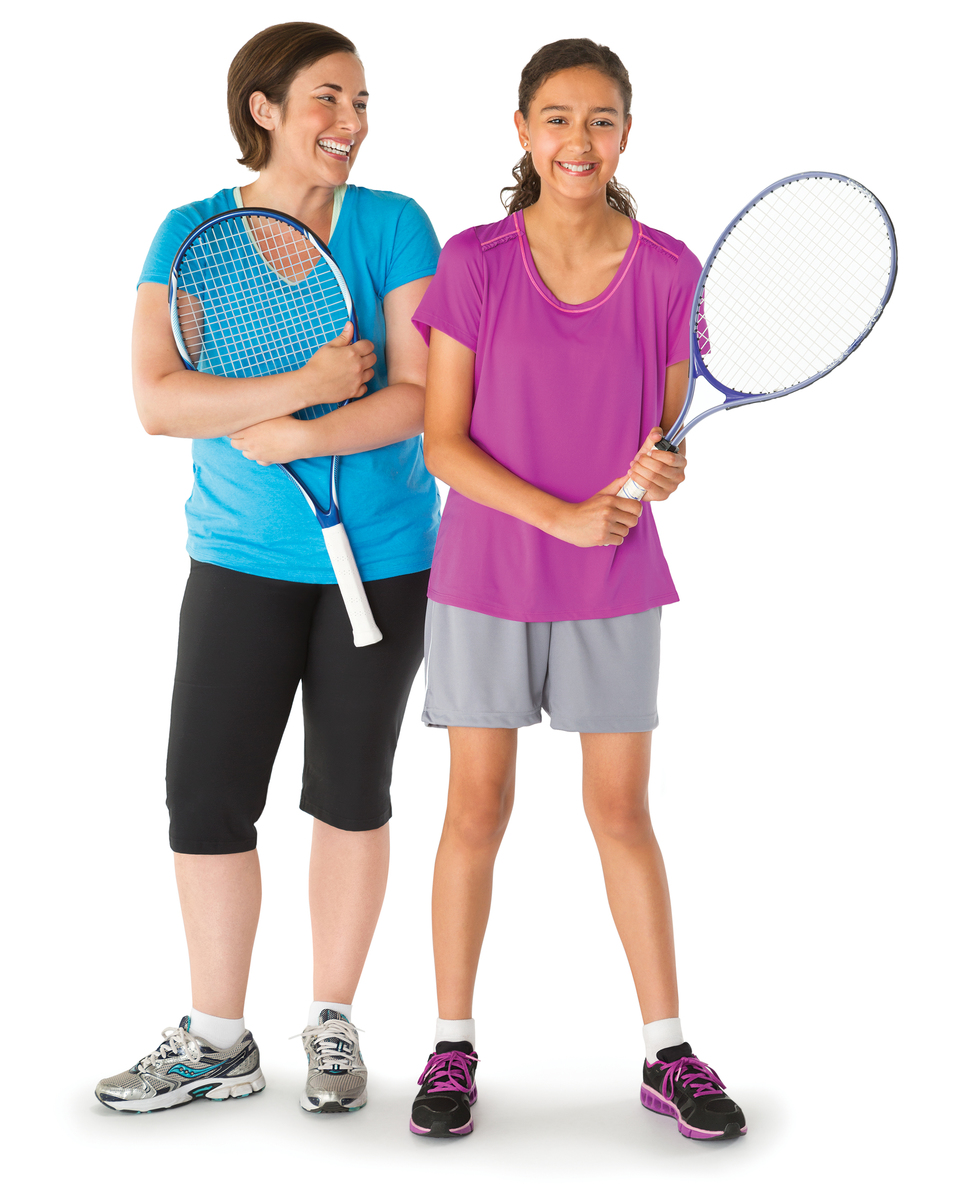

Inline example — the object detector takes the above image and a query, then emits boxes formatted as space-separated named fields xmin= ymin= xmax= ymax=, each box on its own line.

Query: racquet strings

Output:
xmin=173 ymin=213 xmax=350 ymax=423
xmin=700 ymin=176 xmax=895 ymax=396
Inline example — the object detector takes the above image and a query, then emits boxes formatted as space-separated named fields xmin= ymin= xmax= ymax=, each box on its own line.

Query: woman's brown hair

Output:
xmin=501 ymin=38 xmax=636 ymax=218
xmin=227 ymin=22 xmax=358 ymax=172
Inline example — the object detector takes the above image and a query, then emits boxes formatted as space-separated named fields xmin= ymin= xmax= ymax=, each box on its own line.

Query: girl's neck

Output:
xmin=521 ymin=191 xmax=631 ymax=254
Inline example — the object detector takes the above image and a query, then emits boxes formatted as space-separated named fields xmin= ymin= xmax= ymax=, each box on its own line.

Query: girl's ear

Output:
xmin=514 ymin=110 xmax=530 ymax=150
xmin=249 ymin=91 xmax=280 ymax=132
xmin=619 ymin=113 xmax=633 ymax=153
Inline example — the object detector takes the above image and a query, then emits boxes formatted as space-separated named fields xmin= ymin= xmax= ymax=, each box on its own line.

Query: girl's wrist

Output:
xmin=535 ymin=495 xmax=568 ymax=537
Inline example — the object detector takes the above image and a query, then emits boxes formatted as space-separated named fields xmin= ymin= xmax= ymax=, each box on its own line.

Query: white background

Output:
xmin=3 ymin=1 xmax=956 ymax=1196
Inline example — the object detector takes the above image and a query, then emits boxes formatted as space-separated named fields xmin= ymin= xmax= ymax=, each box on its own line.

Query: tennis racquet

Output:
xmin=619 ymin=172 xmax=897 ymax=500
xmin=169 ymin=207 xmax=382 ymax=647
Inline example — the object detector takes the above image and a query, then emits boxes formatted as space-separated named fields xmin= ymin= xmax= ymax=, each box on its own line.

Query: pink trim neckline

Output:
xmin=512 ymin=210 xmax=644 ymax=313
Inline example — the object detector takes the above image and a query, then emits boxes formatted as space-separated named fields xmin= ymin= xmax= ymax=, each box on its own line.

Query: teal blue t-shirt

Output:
xmin=139 ymin=185 xmax=441 ymax=583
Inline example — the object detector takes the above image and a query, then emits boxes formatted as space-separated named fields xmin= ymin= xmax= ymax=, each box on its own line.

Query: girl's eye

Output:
xmin=355 ymin=102 xmax=367 ymax=112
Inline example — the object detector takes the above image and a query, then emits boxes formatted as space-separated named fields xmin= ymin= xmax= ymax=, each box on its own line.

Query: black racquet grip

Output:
xmin=656 ymin=437 xmax=678 ymax=454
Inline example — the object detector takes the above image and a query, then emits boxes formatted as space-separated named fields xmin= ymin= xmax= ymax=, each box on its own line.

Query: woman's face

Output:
xmin=252 ymin=52 xmax=369 ymax=183
xmin=516 ymin=66 xmax=630 ymax=205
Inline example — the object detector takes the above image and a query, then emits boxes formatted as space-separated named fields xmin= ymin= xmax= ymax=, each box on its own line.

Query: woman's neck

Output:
xmin=239 ymin=171 xmax=339 ymax=241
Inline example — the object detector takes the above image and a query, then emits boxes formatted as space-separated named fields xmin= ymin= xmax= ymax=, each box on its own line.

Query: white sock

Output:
xmin=308 ymin=1000 xmax=353 ymax=1026
xmin=643 ymin=1017 xmax=684 ymax=1064
xmin=435 ymin=1017 xmax=475 ymax=1048
xmin=188 ymin=1009 xmax=245 ymax=1049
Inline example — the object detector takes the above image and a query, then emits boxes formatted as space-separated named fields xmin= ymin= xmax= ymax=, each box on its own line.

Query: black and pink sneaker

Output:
xmin=641 ymin=1042 xmax=746 ymax=1140
xmin=409 ymin=1040 xmax=479 ymax=1137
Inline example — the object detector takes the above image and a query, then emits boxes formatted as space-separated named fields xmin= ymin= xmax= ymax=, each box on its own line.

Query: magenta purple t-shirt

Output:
xmin=412 ymin=211 xmax=702 ymax=622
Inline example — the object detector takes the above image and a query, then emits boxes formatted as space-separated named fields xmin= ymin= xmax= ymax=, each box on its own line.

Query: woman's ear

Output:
xmin=249 ymin=90 xmax=279 ymax=132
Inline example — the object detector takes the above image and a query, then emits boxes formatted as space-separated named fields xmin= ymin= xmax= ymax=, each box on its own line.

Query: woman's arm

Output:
xmin=423 ymin=329 xmax=641 ymax=548
xmin=132 ymin=282 xmax=376 ymax=439
xmin=621 ymin=359 xmax=689 ymax=500
xmin=229 ymin=276 xmax=433 ymax=464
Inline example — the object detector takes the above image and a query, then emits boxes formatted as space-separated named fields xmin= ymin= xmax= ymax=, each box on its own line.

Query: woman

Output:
xmin=95 ymin=22 xmax=440 ymax=1115
xmin=409 ymin=39 xmax=746 ymax=1141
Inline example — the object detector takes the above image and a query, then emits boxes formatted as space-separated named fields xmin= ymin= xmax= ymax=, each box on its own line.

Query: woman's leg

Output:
xmin=310 ymin=820 xmax=390 ymax=1002
xmin=301 ymin=570 xmax=429 ymax=1007
xmin=175 ymin=850 xmax=262 ymax=1018
xmin=432 ymin=727 xmax=517 ymax=1018
xmin=580 ymin=731 xmax=678 ymax=1022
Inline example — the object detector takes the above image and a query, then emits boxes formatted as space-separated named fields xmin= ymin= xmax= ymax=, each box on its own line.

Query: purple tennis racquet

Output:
xmin=169 ymin=207 xmax=382 ymax=647
xmin=620 ymin=172 xmax=897 ymax=499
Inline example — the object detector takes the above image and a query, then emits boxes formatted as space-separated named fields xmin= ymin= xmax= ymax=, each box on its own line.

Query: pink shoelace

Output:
xmin=658 ymin=1056 xmax=726 ymax=1101
xmin=418 ymin=1049 xmax=479 ymax=1094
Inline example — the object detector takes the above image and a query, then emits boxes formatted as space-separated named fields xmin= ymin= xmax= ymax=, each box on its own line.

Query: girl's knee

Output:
xmin=584 ymin=792 xmax=653 ymax=844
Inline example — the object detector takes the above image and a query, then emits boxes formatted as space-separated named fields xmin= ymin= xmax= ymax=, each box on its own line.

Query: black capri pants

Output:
xmin=166 ymin=560 xmax=429 ymax=854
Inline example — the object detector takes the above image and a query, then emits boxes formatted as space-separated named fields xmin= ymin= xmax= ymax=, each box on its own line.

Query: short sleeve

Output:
xmin=382 ymin=198 xmax=441 ymax=296
xmin=138 ymin=208 xmax=201 ymax=288
xmin=412 ymin=228 xmax=484 ymax=352
xmin=666 ymin=245 xmax=703 ymax=366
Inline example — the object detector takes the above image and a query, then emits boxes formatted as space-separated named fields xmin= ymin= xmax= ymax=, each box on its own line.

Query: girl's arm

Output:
xmin=621 ymin=360 xmax=689 ymax=500
xmin=132 ymin=281 xmax=376 ymax=440
xmin=229 ymin=276 xmax=433 ymax=464
xmin=423 ymin=329 xmax=641 ymax=549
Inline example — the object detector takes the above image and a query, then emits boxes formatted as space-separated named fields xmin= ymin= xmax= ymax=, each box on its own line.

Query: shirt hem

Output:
xmin=187 ymin=545 xmax=436 ymax=585
xmin=425 ymin=587 xmax=679 ymax=623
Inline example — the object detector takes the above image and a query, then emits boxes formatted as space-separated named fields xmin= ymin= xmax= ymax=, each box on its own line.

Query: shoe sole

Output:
xmin=641 ymin=1084 xmax=746 ymax=1140
xmin=96 ymin=1068 xmax=265 ymax=1113
xmin=410 ymin=1085 xmax=477 ymax=1137
xmin=409 ymin=1117 xmax=474 ymax=1137
xmin=300 ymin=1088 xmax=367 ymax=1114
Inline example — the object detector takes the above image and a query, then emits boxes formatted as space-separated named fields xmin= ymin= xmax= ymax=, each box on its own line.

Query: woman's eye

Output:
xmin=355 ymin=102 xmax=367 ymax=111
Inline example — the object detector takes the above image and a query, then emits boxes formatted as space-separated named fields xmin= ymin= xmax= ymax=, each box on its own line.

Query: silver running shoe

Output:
xmin=300 ymin=1009 xmax=367 ymax=1112
xmin=95 ymin=1017 xmax=265 ymax=1113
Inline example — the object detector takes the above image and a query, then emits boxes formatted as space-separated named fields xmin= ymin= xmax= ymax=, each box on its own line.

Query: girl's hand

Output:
xmin=230 ymin=416 xmax=312 ymax=465
xmin=623 ymin=427 xmax=686 ymax=501
xmin=547 ymin=479 xmax=642 ymax=547
xmin=300 ymin=323 xmax=376 ymax=405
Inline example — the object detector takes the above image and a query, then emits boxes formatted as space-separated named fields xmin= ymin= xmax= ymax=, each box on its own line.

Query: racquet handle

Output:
xmin=321 ymin=523 xmax=383 ymax=647
xmin=616 ymin=437 xmax=679 ymax=502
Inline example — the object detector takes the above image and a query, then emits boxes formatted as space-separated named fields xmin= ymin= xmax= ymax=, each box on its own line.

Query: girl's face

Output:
xmin=516 ymin=66 xmax=631 ymax=205
xmin=251 ymin=52 xmax=369 ymax=183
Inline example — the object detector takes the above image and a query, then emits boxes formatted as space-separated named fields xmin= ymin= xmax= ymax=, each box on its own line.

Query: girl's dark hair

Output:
xmin=228 ymin=22 xmax=358 ymax=172
xmin=501 ymin=38 xmax=636 ymax=218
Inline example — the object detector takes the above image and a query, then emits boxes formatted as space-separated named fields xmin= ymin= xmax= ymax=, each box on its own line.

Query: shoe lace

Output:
xmin=417 ymin=1049 xmax=479 ymax=1094
xmin=658 ymin=1055 xmax=726 ymax=1101
xmin=138 ymin=1026 xmax=203 ymax=1073
xmin=299 ymin=1019 xmax=360 ymax=1071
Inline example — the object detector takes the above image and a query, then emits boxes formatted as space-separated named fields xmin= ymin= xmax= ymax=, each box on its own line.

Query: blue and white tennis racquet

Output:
xmin=620 ymin=172 xmax=897 ymax=499
xmin=169 ymin=208 xmax=382 ymax=646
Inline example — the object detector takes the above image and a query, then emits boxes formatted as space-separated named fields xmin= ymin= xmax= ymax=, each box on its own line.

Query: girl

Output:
xmin=409 ymin=39 xmax=746 ymax=1141
xmin=96 ymin=22 xmax=440 ymax=1115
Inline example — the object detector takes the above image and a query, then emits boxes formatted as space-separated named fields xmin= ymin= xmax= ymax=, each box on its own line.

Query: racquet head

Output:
xmin=671 ymin=173 xmax=897 ymax=444
xmin=168 ymin=208 xmax=354 ymax=422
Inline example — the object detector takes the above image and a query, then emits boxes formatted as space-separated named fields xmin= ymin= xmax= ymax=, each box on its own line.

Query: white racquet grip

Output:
xmin=617 ymin=478 xmax=647 ymax=501
xmin=321 ymin=523 xmax=383 ymax=646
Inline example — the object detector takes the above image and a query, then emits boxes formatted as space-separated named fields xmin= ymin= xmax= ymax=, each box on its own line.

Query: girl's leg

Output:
xmin=432 ymin=727 xmax=517 ymax=1018
xmin=175 ymin=850 xmax=262 ymax=1018
xmin=310 ymin=820 xmax=390 ymax=1002
xmin=580 ymin=731 xmax=678 ymax=1022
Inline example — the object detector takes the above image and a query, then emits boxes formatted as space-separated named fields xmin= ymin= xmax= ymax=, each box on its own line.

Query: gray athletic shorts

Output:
xmin=422 ymin=600 xmax=661 ymax=733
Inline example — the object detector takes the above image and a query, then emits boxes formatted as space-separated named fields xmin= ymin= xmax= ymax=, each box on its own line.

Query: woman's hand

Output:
xmin=230 ymin=416 xmax=315 ymax=466
xmin=623 ymin=426 xmax=687 ymax=501
xmin=546 ymin=479 xmax=642 ymax=547
xmin=299 ymin=322 xmax=376 ymax=405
